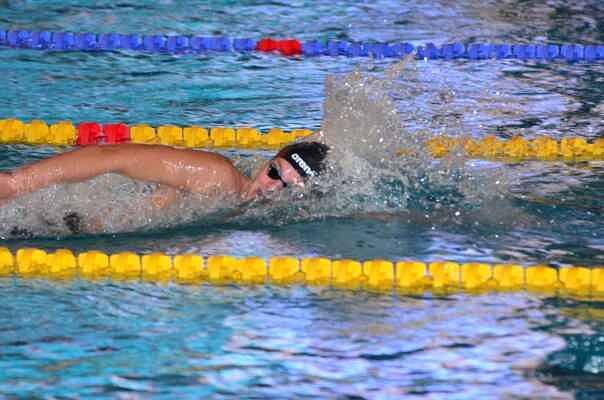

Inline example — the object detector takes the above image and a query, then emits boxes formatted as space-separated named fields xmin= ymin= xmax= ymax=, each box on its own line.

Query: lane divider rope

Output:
xmin=1 ymin=118 xmax=603 ymax=161
xmin=424 ymin=135 xmax=604 ymax=161
xmin=1 ymin=29 xmax=603 ymax=61
xmin=0 ymin=247 xmax=602 ymax=297
xmin=0 ymin=118 xmax=314 ymax=149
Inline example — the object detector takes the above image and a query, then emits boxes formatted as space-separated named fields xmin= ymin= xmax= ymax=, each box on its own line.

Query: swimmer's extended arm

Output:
xmin=0 ymin=144 xmax=237 ymax=201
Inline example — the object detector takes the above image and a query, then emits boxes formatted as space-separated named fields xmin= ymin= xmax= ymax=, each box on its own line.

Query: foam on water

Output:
xmin=0 ymin=59 xmax=513 ymax=238
xmin=238 ymin=58 xmax=514 ymax=224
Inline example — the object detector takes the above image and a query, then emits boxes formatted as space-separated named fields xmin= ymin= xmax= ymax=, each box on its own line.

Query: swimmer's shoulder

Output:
xmin=117 ymin=144 xmax=242 ymax=190
xmin=121 ymin=144 xmax=236 ymax=168
xmin=181 ymin=148 xmax=239 ymax=173
xmin=165 ymin=147 xmax=244 ymax=193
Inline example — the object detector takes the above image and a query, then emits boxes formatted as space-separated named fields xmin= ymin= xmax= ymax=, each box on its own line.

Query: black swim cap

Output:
xmin=276 ymin=141 xmax=330 ymax=178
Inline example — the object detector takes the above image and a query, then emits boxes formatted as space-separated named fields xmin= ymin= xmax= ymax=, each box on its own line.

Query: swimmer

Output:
xmin=0 ymin=142 xmax=330 ymax=211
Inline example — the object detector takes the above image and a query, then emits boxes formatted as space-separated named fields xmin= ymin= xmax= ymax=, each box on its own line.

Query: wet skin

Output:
xmin=0 ymin=144 xmax=304 ymax=209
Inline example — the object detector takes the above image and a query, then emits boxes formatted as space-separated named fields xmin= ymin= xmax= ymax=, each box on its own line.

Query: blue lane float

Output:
xmin=1 ymin=28 xmax=604 ymax=62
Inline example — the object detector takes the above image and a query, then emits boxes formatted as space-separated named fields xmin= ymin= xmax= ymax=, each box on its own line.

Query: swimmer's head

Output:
xmin=275 ymin=141 xmax=330 ymax=178
xmin=246 ymin=141 xmax=330 ymax=199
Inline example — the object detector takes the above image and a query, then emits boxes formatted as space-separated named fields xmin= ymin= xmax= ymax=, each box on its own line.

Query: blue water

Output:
xmin=1 ymin=1 xmax=604 ymax=398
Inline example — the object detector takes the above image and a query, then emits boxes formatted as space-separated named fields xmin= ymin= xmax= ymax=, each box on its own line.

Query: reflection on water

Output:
xmin=0 ymin=280 xmax=579 ymax=399
xmin=535 ymin=300 xmax=604 ymax=398
xmin=539 ymin=332 xmax=604 ymax=397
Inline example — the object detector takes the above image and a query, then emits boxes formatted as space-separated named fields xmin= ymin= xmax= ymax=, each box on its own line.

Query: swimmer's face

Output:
xmin=248 ymin=157 xmax=304 ymax=199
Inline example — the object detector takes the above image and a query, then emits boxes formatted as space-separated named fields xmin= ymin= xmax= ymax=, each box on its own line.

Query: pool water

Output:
xmin=1 ymin=0 xmax=604 ymax=398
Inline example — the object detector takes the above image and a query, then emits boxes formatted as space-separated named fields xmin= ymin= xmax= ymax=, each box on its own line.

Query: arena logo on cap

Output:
xmin=291 ymin=153 xmax=315 ymax=177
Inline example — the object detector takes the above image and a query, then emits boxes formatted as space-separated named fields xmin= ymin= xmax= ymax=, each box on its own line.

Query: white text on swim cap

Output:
xmin=291 ymin=153 xmax=316 ymax=177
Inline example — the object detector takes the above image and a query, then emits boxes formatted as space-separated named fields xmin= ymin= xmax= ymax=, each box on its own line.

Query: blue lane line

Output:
xmin=1 ymin=29 xmax=604 ymax=61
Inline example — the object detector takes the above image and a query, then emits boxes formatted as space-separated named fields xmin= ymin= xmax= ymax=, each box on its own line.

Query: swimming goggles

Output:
xmin=267 ymin=162 xmax=288 ymax=187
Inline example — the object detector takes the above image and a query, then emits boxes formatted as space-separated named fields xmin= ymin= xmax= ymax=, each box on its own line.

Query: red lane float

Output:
xmin=256 ymin=38 xmax=278 ymax=52
xmin=76 ymin=122 xmax=130 ymax=145
xmin=76 ymin=122 xmax=102 ymax=146
xmin=104 ymin=123 xmax=130 ymax=144
xmin=278 ymin=39 xmax=302 ymax=56
xmin=256 ymin=38 xmax=302 ymax=56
